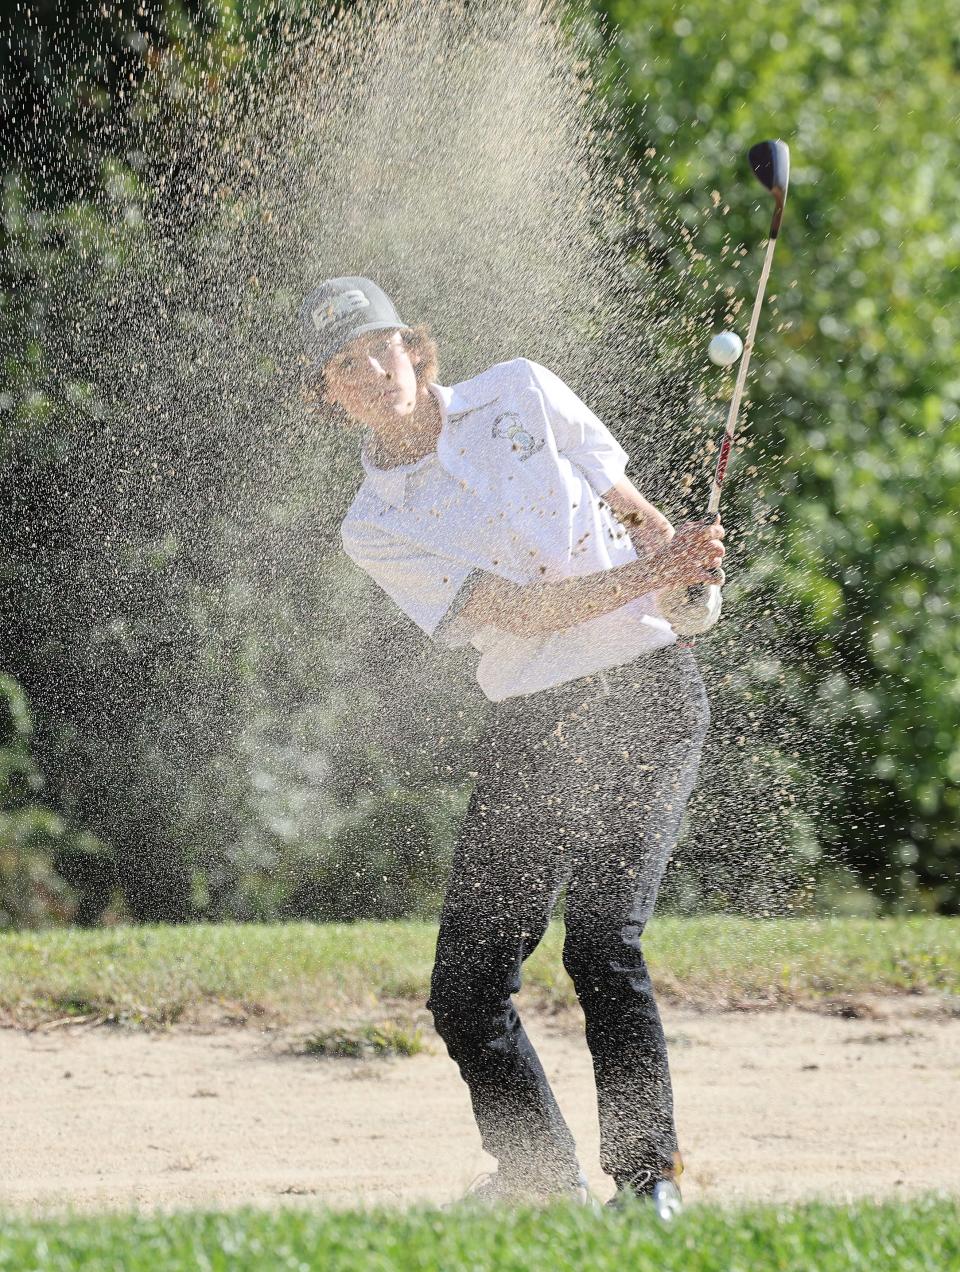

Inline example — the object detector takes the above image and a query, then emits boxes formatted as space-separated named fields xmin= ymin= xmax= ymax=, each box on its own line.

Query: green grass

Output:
xmin=299 ymin=1022 xmax=425 ymax=1059
xmin=0 ymin=1198 xmax=956 ymax=1271
xmin=0 ymin=916 xmax=957 ymax=1027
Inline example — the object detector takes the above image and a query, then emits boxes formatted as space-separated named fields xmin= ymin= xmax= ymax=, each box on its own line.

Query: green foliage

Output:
xmin=594 ymin=0 xmax=960 ymax=909
xmin=8 ymin=2 xmax=344 ymax=928
xmin=0 ymin=0 xmax=299 ymax=205
xmin=0 ymin=674 xmax=75 ymax=928
xmin=0 ymin=1197 xmax=957 ymax=1271
xmin=1 ymin=917 xmax=956 ymax=1026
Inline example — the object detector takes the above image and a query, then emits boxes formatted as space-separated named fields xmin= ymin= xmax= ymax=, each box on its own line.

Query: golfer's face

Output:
xmin=322 ymin=330 xmax=420 ymax=429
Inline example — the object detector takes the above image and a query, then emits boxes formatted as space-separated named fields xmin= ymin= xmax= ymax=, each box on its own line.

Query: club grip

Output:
xmin=690 ymin=513 xmax=724 ymax=596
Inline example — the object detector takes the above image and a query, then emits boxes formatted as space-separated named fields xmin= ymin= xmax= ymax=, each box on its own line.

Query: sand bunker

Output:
xmin=3 ymin=1002 xmax=958 ymax=1212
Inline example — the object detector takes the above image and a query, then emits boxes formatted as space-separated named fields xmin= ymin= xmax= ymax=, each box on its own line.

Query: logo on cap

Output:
xmin=311 ymin=289 xmax=370 ymax=333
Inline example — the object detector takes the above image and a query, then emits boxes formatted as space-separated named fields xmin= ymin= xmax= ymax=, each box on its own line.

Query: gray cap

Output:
xmin=300 ymin=276 xmax=409 ymax=369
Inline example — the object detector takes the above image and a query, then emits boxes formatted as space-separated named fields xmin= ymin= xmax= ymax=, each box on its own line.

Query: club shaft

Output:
xmin=707 ymin=233 xmax=779 ymax=516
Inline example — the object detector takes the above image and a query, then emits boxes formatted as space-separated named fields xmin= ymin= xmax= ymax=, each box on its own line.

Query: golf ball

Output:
xmin=708 ymin=330 xmax=743 ymax=367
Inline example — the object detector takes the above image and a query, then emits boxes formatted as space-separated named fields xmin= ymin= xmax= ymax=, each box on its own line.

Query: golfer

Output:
xmin=300 ymin=277 xmax=724 ymax=1212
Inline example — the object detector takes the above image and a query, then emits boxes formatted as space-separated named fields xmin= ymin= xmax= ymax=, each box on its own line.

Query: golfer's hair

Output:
xmin=402 ymin=323 xmax=439 ymax=385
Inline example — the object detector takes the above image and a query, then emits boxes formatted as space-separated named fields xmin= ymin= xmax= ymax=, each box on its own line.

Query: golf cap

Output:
xmin=300 ymin=277 xmax=409 ymax=369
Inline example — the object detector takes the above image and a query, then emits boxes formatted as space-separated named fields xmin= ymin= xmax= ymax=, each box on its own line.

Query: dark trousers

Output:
xmin=427 ymin=646 xmax=709 ymax=1192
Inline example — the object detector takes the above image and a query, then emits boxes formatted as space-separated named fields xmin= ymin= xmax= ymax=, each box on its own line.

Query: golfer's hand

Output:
xmin=657 ymin=520 xmax=726 ymax=586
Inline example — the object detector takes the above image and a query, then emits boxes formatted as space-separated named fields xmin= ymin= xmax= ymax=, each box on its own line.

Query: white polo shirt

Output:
xmin=340 ymin=358 xmax=676 ymax=701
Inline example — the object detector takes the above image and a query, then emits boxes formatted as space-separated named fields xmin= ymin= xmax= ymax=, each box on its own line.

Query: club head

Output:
xmin=748 ymin=139 xmax=790 ymax=238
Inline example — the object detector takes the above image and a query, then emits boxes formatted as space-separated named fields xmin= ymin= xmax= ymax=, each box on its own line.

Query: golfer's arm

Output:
xmin=457 ymin=557 xmax=672 ymax=639
xmin=601 ymin=476 xmax=675 ymax=552
xmin=456 ymin=481 xmax=690 ymax=638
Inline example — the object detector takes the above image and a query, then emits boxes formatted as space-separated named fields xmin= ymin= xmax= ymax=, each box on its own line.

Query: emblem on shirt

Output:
xmin=491 ymin=412 xmax=545 ymax=462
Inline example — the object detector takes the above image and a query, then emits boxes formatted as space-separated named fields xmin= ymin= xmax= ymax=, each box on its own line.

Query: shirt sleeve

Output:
xmin=341 ymin=521 xmax=478 ymax=649
xmin=527 ymin=360 xmax=628 ymax=495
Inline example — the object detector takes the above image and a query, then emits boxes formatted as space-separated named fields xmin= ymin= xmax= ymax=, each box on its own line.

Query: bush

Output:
xmin=594 ymin=0 xmax=960 ymax=910
xmin=0 ymin=674 xmax=76 ymax=927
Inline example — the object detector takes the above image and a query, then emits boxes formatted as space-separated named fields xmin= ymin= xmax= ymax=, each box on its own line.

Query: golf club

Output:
xmin=660 ymin=138 xmax=790 ymax=634
xmin=704 ymin=138 xmax=790 ymax=523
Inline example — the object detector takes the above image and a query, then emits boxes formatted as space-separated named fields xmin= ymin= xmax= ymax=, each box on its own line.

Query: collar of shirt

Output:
xmin=357 ymin=382 xmax=472 ymax=510
xmin=359 ymin=446 xmax=426 ymax=510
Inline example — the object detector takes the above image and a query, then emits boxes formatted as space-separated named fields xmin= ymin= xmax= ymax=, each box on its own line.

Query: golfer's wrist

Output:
xmin=624 ymin=555 xmax=670 ymax=596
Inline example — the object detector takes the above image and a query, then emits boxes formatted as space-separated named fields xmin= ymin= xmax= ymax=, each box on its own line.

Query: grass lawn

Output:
xmin=0 ymin=916 xmax=957 ymax=1027
xmin=0 ymin=1198 xmax=955 ymax=1271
